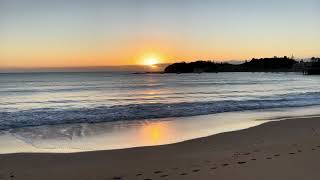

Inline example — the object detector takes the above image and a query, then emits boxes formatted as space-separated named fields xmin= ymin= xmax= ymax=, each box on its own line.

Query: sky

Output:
xmin=0 ymin=0 xmax=319 ymax=68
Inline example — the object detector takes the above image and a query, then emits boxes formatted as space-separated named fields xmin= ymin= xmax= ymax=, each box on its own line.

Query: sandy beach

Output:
xmin=2 ymin=0 xmax=320 ymax=179
xmin=0 ymin=116 xmax=320 ymax=180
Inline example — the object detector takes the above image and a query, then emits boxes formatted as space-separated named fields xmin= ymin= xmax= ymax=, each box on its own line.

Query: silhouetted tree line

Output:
xmin=164 ymin=56 xmax=298 ymax=73
xmin=311 ymin=57 xmax=320 ymax=66
xmin=241 ymin=56 xmax=297 ymax=70
xmin=311 ymin=57 xmax=320 ymax=61
xmin=303 ymin=57 xmax=320 ymax=75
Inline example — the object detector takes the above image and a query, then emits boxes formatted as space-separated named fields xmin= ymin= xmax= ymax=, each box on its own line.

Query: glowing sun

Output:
xmin=143 ymin=57 xmax=159 ymax=66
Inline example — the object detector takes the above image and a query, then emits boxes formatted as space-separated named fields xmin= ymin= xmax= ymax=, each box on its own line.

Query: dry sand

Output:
xmin=1 ymin=116 xmax=320 ymax=180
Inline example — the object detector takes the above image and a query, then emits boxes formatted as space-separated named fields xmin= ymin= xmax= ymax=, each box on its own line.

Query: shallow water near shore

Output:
xmin=1 ymin=105 xmax=320 ymax=154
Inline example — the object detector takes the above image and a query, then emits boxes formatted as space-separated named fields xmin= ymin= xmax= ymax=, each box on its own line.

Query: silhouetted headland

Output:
xmin=164 ymin=56 xmax=307 ymax=73
xmin=303 ymin=57 xmax=320 ymax=75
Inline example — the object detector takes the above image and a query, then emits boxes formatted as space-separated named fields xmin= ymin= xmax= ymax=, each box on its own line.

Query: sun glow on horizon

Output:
xmin=143 ymin=57 xmax=159 ymax=66
xmin=140 ymin=54 xmax=162 ymax=67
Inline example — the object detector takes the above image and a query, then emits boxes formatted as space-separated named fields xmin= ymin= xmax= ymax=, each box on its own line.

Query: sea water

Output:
xmin=1 ymin=72 xmax=320 ymax=153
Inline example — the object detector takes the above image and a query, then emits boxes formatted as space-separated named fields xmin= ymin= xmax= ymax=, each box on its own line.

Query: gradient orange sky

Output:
xmin=1 ymin=0 xmax=319 ymax=68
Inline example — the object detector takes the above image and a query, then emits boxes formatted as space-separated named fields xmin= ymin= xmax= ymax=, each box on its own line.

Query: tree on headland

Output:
xmin=311 ymin=57 xmax=320 ymax=62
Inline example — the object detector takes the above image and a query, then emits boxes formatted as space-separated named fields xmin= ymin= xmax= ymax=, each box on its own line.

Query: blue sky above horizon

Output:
xmin=0 ymin=0 xmax=319 ymax=68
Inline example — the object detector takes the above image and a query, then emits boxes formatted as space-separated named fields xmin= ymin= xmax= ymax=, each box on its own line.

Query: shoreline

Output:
xmin=1 ymin=116 xmax=320 ymax=179
xmin=2 ymin=106 xmax=320 ymax=154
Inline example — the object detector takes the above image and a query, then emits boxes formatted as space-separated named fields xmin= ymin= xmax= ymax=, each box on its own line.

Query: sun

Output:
xmin=143 ymin=57 xmax=159 ymax=67
xmin=138 ymin=53 xmax=163 ymax=68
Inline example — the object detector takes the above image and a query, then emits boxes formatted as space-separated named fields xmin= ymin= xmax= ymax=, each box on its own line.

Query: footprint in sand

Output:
xmin=221 ymin=163 xmax=229 ymax=167
xmin=113 ymin=177 xmax=122 ymax=180
xmin=238 ymin=161 xmax=247 ymax=164
xmin=9 ymin=172 xmax=14 ymax=179
xmin=192 ymin=169 xmax=200 ymax=172
xmin=160 ymin=174 xmax=169 ymax=178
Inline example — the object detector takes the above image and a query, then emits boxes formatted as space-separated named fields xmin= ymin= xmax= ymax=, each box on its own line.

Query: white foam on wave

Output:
xmin=1 ymin=91 xmax=320 ymax=130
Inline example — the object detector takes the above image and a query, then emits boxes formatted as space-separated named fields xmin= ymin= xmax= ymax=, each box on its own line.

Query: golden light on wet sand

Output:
xmin=140 ymin=122 xmax=169 ymax=144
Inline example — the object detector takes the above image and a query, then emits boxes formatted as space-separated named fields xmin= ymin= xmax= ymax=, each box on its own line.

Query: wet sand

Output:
xmin=1 ymin=116 xmax=320 ymax=180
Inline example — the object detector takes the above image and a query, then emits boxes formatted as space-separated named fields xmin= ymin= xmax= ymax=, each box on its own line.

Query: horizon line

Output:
xmin=0 ymin=56 xmax=317 ymax=71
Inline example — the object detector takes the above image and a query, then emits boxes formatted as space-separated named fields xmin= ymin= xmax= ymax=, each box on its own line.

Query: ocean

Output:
xmin=1 ymin=72 xmax=320 ymax=153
